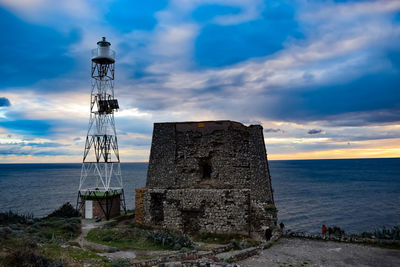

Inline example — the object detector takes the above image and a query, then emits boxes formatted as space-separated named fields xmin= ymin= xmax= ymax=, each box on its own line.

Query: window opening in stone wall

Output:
xmin=200 ymin=159 xmax=212 ymax=179
xmin=182 ymin=210 xmax=202 ymax=233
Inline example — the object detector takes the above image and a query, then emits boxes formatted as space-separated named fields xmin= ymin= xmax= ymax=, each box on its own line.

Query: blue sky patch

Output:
xmin=192 ymin=4 xmax=241 ymax=23
xmin=0 ymin=97 xmax=11 ymax=107
xmin=194 ymin=1 xmax=302 ymax=67
xmin=105 ymin=0 xmax=168 ymax=32
xmin=0 ymin=9 xmax=79 ymax=88
xmin=0 ymin=120 xmax=52 ymax=136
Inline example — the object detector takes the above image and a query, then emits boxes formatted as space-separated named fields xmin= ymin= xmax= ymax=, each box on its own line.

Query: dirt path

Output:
xmin=239 ymin=237 xmax=400 ymax=267
xmin=74 ymin=219 xmax=173 ymax=261
xmin=75 ymin=219 xmax=108 ymax=251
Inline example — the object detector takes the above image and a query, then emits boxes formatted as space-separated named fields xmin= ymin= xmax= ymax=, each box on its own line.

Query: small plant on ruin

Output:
xmin=263 ymin=204 xmax=277 ymax=214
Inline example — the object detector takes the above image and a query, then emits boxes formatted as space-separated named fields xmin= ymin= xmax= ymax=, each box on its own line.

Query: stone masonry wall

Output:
xmin=135 ymin=188 xmax=147 ymax=225
xmin=138 ymin=120 xmax=277 ymax=237
xmin=142 ymin=189 xmax=251 ymax=235
xmin=146 ymin=121 xmax=273 ymax=204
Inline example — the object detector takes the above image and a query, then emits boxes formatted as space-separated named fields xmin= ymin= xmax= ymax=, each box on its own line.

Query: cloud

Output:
xmin=1 ymin=0 xmax=400 ymax=162
xmin=0 ymin=0 xmax=97 ymax=23
xmin=265 ymin=128 xmax=283 ymax=133
xmin=0 ymin=97 xmax=11 ymax=107
xmin=308 ymin=129 xmax=326 ymax=135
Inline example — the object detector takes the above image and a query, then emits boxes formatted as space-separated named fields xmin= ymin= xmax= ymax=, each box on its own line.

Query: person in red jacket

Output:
xmin=322 ymin=224 xmax=328 ymax=237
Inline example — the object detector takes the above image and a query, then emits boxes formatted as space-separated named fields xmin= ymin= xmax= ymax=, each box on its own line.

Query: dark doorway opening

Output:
xmin=150 ymin=192 xmax=165 ymax=226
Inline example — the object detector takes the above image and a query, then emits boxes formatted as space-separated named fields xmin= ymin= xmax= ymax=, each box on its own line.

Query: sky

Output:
xmin=0 ymin=0 xmax=399 ymax=163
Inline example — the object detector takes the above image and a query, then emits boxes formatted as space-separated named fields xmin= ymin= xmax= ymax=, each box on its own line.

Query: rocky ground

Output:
xmin=2 ymin=206 xmax=399 ymax=266
xmin=239 ymin=237 xmax=400 ymax=267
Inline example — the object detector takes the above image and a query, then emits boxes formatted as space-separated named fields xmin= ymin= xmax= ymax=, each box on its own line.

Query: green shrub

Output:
xmin=239 ymin=239 xmax=249 ymax=249
xmin=0 ymin=211 xmax=34 ymax=225
xmin=61 ymin=222 xmax=80 ymax=233
xmin=327 ymin=226 xmax=345 ymax=237
xmin=46 ymin=203 xmax=80 ymax=218
xmin=147 ymin=230 xmax=193 ymax=249
xmin=107 ymin=246 xmax=118 ymax=253
xmin=374 ymin=226 xmax=400 ymax=240
xmin=36 ymin=231 xmax=54 ymax=241
xmin=3 ymin=241 xmax=64 ymax=267
xmin=0 ymin=226 xmax=12 ymax=240
xmin=102 ymin=235 xmax=113 ymax=242
xmin=230 ymin=239 xmax=239 ymax=249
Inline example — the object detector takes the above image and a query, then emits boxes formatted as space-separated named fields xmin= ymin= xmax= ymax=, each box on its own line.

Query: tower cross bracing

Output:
xmin=77 ymin=37 xmax=126 ymax=219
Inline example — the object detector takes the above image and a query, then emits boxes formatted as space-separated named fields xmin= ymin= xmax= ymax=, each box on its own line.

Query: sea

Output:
xmin=0 ymin=158 xmax=399 ymax=234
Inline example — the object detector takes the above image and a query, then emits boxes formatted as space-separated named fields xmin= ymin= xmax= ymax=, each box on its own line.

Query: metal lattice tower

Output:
xmin=77 ymin=37 xmax=126 ymax=219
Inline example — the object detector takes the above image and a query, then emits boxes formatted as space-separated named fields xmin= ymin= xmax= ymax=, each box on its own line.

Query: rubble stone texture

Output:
xmin=136 ymin=121 xmax=277 ymax=238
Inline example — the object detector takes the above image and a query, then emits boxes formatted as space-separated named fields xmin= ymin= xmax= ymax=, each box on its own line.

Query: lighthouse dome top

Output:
xmin=97 ymin=36 xmax=111 ymax=47
xmin=92 ymin=37 xmax=115 ymax=64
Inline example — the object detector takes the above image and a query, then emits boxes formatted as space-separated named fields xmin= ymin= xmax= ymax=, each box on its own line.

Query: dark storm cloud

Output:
xmin=265 ymin=128 xmax=283 ymax=133
xmin=308 ymin=129 xmax=324 ymax=135
xmin=0 ymin=97 xmax=11 ymax=107
xmin=250 ymin=68 xmax=400 ymax=127
xmin=319 ymin=109 xmax=400 ymax=127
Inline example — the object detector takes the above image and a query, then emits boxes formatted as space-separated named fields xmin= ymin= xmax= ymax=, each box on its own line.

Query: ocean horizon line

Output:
xmin=1 ymin=156 xmax=399 ymax=164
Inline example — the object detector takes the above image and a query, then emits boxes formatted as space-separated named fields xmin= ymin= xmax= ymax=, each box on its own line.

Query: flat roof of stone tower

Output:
xmin=154 ymin=120 xmax=261 ymax=133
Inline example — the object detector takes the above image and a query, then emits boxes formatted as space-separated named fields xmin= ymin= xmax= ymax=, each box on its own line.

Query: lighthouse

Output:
xmin=76 ymin=37 xmax=126 ymax=220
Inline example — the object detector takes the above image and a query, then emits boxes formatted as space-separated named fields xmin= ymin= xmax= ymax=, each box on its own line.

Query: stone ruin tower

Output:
xmin=135 ymin=120 xmax=277 ymax=238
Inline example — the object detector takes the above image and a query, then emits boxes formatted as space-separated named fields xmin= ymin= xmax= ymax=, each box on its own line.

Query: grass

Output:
xmin=86 ymin=221 xmax=194 ymax=251
xmin=41 ymin=244 xmax=109 ymax=267
xmin=0 ymin=241 xmax=65 ymax=267
xmin=193 ymin=232 xmax=244 ymax=244
xmin=1 ymin=215 xmax=81 ymax=245
xmin=0 ymin=204 xmax=90 ymax=266
xmin=86 ymin=228 xmax=169 ymax=250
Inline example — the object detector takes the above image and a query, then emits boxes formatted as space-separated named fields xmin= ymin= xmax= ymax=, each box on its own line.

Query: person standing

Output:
xmin=279 ymin=222 xmax=285 ymax=231
xmin=265 ymin=227 xmax=272 ymax=241
xmin=322 ymin=224 xmax=328 ymax=237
